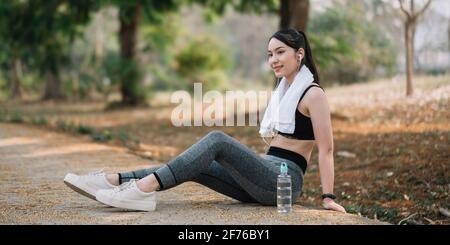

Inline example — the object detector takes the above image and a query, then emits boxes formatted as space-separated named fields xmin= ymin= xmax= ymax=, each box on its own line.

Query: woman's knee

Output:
xmin=205 ymin=130 xmax=228 ymax=142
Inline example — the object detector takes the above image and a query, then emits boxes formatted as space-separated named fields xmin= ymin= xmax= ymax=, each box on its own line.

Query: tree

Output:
xmin=109 ymin=0 xmax=278 ymax=106
xmin=279 ymin=0 xmax=309 ymax=31
xmin=107 ymin=0 xmax=178 ymax=106
xmin=0 ymin=1 xmax=29 ymax=99
xmin=0 ymin=0 xmax=98 ymax=100
xmin=307 ymin=1 xmax=397 ymax=85
xmin=39 ymin=1 xmax=98 ymax=100
xmin=118 ymin=3 xmax=144 ymax=105
xmin=398 ymin=0 xmax=432 ymax=96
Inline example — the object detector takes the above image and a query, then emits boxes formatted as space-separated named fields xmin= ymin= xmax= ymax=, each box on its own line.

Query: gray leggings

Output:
xmin=119 ymin=130 xmax=303 ymax=205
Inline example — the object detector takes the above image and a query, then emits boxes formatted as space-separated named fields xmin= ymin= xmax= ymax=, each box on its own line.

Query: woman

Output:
xmin=64 ymin=29 xmax=346 ymax=213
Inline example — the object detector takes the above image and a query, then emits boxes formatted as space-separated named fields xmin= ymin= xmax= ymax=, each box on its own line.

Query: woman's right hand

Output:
xmin=322 ymin=198 xmax=347 ymax=213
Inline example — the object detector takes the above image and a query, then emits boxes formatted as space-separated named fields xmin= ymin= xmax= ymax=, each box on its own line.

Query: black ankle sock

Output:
xmin=117 ymin=173 xmax=122 ymax=185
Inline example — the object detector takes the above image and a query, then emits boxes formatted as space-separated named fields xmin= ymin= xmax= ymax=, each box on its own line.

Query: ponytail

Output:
xmin=297 ymin=30 xmax=320 ymax=84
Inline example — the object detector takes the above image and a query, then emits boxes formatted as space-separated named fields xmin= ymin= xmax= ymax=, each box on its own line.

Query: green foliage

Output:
xmin=107 ymin=0 xmax=179 ymax=23
xmin=345 ymin=204 xmax=362 ymax=214
xmin=77 ymin=124 xmax=95 ymax=135
xmin=102 ymin=53 xmax=145 ymax=99
xmin=119 ymin=59 xmax=146 ymax=102
xmin=0 ymin=0 xmax=100 ymax=99
xmin=116 ymin=129 xmax=130 ymax=145
xmin=382 ymin=190 xmax=403 ymax=201
xmin=0 ymin=110 xmax=5 ymax=122
xmin=308 ymin=2 xmax=397 ymax=84
xmin=0 ymin=0 xmax=280 ymax=100
xmin=10 ymin=113 xmax=24 ymax=123
xmin=142 ymin=12 xmax=181 ymax=64
xmin=188 ymin=0 xmax=278 ymax=21
xmin=174 ymin=35 xmax=232 ymax=92
xmin=56 ymin=119 xmax=74 ymax=131
xmin=91 ymin=130 xmax=112 ymax=142
xmin=369 ymin=205 xmax=399 ymax=223
xmin=345 ymin=204 xmax=399 ymax=223
xmin=31 ymin=117 xmax=48 ymax=126
xmin=141 ymin=13 xmax=186 ymax=91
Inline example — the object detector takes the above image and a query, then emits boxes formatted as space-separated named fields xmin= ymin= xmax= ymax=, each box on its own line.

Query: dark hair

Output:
xmin=270 ymin=29 xmax=320 ymax=84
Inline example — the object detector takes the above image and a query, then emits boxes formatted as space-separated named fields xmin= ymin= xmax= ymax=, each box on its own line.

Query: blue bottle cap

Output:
xmin=280 ymin=162 xmax=288 ymax=175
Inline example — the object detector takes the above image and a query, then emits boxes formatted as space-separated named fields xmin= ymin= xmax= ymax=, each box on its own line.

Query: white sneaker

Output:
xmin=64 ymin=169 xmax=117 ymax=200
xmin=95 ymin=179 xmax=157 ymax=211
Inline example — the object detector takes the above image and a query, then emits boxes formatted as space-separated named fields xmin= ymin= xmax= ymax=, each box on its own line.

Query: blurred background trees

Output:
xmin=0 ymin=0 xmax=99 ymax=100
xmin=398 ymin=0 xmax=432 ymax=96
xmin=0 ymin=0 xmax=448 ymax=104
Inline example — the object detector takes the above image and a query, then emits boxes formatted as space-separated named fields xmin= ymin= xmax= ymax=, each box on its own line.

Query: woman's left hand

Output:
xmin=322 ymin=198 xmax=347 ymax=213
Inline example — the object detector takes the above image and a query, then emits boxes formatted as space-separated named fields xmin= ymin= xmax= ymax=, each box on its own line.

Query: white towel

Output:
xmin=259 ymin=65 xmax=314 ymax=137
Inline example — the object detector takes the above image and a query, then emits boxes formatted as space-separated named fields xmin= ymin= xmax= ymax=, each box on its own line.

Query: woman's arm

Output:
xmin=304 ymin=87 xmax=346 ymax=213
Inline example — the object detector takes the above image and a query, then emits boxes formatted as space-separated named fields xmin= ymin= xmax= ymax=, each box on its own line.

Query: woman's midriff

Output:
xmin=269 ymin=135 xmax=315 ymax=163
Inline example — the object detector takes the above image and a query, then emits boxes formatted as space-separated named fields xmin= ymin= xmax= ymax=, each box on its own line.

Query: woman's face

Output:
xmin=267 ymin=38 xmax=303 ymax=78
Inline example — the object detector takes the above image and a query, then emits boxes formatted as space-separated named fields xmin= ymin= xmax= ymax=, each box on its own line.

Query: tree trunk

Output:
xmin=279 ymin=0 xmax=290 ymax=30
xmin=119 ymin=3 xmax=145 ymax=106
xmin=405 ymin=20 xmax=414 ymax=96
xmin=9 ymin=58 xmax=23 ymax=99
xmin=279 ymin=0 xmax=309 ymax=31
xmin=43 ymin=69 xmax=64 ymax=100
xmin=399 ymin=0 xmax=432 ymax=97
xmin=448 ymin=19 xmax=450 ymax=56
xmin=290 ymin=0 xmax=309 ymax=31
xmin=95 ymin=11 xmax=104 ymax=68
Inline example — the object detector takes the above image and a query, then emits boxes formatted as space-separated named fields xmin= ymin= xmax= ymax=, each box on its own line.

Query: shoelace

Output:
xmin=113 ymin=179 xmax=137 ymax=193
xmin=88 ymin=168 xmax=106 ymax=176
xmin=79 ymin=168 xmax=106 ymax=180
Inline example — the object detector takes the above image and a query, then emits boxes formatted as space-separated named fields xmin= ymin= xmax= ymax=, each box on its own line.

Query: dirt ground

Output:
xmin=0 ymin=123 xmax=386 ymax=225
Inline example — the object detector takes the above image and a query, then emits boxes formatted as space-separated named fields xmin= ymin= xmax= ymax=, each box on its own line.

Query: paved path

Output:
xmin=0 ymin=123 xmax=387 ymax=224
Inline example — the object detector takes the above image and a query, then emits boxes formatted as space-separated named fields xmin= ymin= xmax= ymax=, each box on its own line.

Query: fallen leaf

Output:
xmin=423 ymin=217 xmax=436 ymax=225
xmin=337 ymin=151 xmax=356 ymax=158
xmin=439 ymin=208 xmax=450 ymax=218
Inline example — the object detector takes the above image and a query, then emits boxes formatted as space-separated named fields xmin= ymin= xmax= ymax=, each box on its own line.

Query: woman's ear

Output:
xmin=297 ymin=48 xmax=305 ymax=59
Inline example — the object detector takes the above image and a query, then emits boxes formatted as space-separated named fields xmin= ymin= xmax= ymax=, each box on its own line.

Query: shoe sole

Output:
xmin=63 ymin=177 xmax=96 ymax=201
xmin=96 ymin=192 xmax=156 ymax=212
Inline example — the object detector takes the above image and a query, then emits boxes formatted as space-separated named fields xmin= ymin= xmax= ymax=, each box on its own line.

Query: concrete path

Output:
xmin=0 ymin=123 xmax=387 ymax=224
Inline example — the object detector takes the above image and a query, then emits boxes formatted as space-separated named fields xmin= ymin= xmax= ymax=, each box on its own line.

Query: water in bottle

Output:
xmin=277 ymin=162 xmax=292 ymax=213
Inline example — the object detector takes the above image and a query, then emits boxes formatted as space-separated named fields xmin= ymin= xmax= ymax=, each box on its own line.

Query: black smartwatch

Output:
xmin=321 ymin=193 xmax=336 ymax=200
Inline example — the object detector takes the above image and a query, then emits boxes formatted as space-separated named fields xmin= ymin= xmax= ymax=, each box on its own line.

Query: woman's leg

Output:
xmin=117 ymin=166 xmax=160 ymax=184
xmin=191 ymin=161 xmax=258 ymax=203
xmin=117 ymin=162 xmax=257 ymax=203
xmin=146 ymin=130 xmax=295 ymax=205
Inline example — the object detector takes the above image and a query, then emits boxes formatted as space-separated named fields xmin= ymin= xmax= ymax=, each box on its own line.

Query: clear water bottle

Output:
xmin=277 ymin=162 xmax=292 ymax=213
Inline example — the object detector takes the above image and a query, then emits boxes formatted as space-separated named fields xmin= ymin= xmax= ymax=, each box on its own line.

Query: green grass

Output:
xmin=10 ymin=113 xmax=24 ymax=123
xmin=368 ymin=205 xmax=399 ymax=223
xmin=344 ymin=203 xmax=399 ymax=223
xmin=76 ymin=124 xmax=95 ymax=135
xmin=56 ymin=120 xmax=73 ymax=131
xmin=345 ymin=204 xmax=362 ymax=214
xmin=91 ymin=130 xmax=112 ymax=142
xmin=31 ymin=117 xmax=48 ymax=126
xmin=116 ymin=129 xmax=129 ymax=145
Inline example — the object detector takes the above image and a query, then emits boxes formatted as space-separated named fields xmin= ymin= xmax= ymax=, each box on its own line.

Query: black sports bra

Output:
xmin=278 ymin=84 xmax=323 ymax=140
